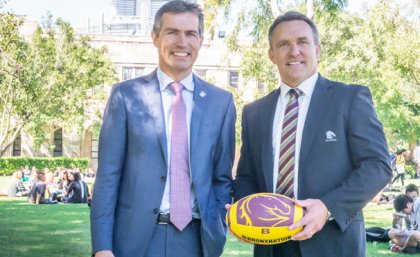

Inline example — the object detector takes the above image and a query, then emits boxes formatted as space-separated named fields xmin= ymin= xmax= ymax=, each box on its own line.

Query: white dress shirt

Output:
xmin=272 ymin=73 xmax=318 ymax=197
xmin=157 ymin=68 xmax=199 ymax=216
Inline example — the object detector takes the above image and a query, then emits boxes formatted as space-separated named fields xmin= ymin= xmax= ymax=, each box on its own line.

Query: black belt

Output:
xmin=157 ymin=213 xmax=200 ymax=225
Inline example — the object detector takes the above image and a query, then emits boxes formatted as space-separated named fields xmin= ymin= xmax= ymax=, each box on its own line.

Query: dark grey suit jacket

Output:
xmin=233 ymin=75 xmax=391 ymax=257
xmin=90 ymin=70 xmax=236 ymax=257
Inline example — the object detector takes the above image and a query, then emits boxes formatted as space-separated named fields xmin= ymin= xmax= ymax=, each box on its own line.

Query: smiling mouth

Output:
xmin=173 ymin=52 xmax=189 ymax=57
xmin=287 ymin=61 xmax=303 ymax=65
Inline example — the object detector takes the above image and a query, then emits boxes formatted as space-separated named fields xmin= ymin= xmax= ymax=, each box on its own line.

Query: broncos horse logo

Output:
xmin=237 ymin=194 xmax=294 ymax=227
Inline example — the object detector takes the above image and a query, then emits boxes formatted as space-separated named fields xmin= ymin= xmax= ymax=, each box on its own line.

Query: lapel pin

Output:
xmin=199 ymin=91 xmax=207 ymax=98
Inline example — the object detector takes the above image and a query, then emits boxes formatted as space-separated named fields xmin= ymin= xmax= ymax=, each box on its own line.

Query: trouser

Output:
xmin=391 ymin=173 xmax=404 ymax=186
xmin=254 ymin=240 xmax=302 ymax=257
xmin=144 ymin=214 xmax=203 ymax=257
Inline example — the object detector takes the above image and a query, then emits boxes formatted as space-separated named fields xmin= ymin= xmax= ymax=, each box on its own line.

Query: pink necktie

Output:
xmin=169 ymin=82 xmax=192 ymax=231
xmin=276 ymin=89 xmax=300 ymax=197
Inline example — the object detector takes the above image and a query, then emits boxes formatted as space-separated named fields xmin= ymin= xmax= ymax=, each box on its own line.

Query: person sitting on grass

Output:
xmin=393 ymin=184 xmax=419 ymax=230
xmin=394 ymin=194 xmax=420 ymax=230
xmin=27 ymin=172 xmax=57 ymax=204
xmin=386 ymin=194 xmax=420 ymax=253
xmin=45 ymin=172 xmax=61 ymax=201
xmin=8 ymin=170 xmax=29 ymax=197
xmin=387 ymin=229 xmax=420 ymax=253
xmin=63 ymin=171 xmax=90 ymax=204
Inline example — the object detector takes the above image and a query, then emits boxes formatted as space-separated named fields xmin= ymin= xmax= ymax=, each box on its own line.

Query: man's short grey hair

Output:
xmin=153 ymin=0 xmax=204 ymax=37
xmin=268 ymin=11 xmax=319 ymax=49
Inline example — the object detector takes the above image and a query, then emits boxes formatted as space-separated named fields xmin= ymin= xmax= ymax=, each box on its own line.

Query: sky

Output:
xmin=3 ymin=0 xmax=114 ymax=28
xmin=3 ymin=0 xmax=375 ymax=28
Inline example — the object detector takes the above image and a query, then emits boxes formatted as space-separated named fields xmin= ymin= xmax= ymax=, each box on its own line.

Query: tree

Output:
xmin=204 ymin=0 xmax=419 ymax=152
xmin=317 ymin=0 xmax=419 ymax=155
xmin=203 ymin=0 xmax=348 ymax=147
xmin=0 ymin=12 xmax=116 ymax=156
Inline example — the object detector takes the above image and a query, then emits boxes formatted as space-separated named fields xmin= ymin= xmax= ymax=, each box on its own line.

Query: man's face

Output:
xmin=407 ymin=191 xmax=418 ymax=198
xmin=268 ymin=20 xmax=320 ymax=88
xmin=152 ymin=12 xmax=203 ymax=81
xmin=403 ymin=202 xmax=414 ymax=214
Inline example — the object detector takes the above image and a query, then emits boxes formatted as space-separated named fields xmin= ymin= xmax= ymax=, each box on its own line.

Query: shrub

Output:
xmin=406 ymin=164 xmax=417 ymax=179
xmin=0 ymin=157 xmax=89 ymax=175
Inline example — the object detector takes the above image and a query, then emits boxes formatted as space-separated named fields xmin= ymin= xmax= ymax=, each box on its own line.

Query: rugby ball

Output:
xmin=226 ymin=193 xmax=304 ymax=245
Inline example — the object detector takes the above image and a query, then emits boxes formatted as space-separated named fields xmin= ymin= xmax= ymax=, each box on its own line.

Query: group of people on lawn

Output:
xmin=7 ymin=166 xmax=91 ymax=205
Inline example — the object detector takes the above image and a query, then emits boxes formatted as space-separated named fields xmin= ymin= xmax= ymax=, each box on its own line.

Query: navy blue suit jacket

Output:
xmin=233 ymin=75 xmax=391 ymax=257
xmin=90 ymin=70 xmax=236 ymax=257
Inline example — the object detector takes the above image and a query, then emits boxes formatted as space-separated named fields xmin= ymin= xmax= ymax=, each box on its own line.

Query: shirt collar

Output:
xmin=157 ymin=67 xmax=194 ymax=93
xmin=280 ymin=72 xmax=318 ymax=99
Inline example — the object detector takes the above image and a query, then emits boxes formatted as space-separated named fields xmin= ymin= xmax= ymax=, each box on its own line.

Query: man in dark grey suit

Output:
xmin=90 ymin=1 xmax=235 ymax=257
xmin=232 ymin=11 xmax=391 ymax=257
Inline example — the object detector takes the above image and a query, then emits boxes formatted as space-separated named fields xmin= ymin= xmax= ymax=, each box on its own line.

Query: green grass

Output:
xmin=0 ymin=176 xmax=418 ymax=257
xmin=0 ymin=198 xmax=91 ymax=257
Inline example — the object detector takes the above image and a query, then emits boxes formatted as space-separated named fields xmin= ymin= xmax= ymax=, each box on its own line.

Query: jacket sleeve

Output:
xmin=90 ymin=84 xmax=127 ymax=254
xmin=320 ymin=86 xmax=392 ymax=231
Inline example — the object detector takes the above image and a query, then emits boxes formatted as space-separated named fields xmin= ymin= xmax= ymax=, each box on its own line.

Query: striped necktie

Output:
xmin=276 ymin=89 xmax=300 ymax=197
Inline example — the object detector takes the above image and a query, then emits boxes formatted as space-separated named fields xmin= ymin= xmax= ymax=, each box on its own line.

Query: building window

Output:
xmin=53 ymin=128 xmax=63 ymax=157
xmin=91 ymin=131 xmax=99 ymax=159
xmin=12 ymin=133 xmax=21 ymax=156
xmin=257 ymin=82 xmax=266 ymax=91
xmin=122 ymin=67 xmax=143 ymax=81
xmin=151 ymin=0 xmax=169 ymax=18
xmin=115 ymin=0 xmax=137 ymax=16
xmin=134 ymin=68 xmax=143 ymax=78
xmin=123 ymin=67 xmax=132 ymax=81
xmin=229 ymin=71 xmax=239 ymax=88
xmin=195 ymin=69 xmax=207 ymax=79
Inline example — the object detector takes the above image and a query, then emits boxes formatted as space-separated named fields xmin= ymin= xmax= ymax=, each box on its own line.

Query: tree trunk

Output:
xmin=408 ymin=140 xmax=418 ymax=162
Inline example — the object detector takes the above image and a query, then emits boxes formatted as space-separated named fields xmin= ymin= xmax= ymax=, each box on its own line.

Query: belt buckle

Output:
xmin=157 ymin=213 xmax=170 ymax=224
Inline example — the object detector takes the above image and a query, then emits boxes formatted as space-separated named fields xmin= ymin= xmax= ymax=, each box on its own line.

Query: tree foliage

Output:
xmin=204 ymin=0 xmax=419 ymax=148
xmin=0 ymin=11 xmax=116 ymax=156
xmin=318 ymin=0 xmax=420 ymax=146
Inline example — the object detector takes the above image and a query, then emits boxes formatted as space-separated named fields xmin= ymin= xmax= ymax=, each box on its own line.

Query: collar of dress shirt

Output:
xmin=157 ymin=67 xmax=194 ymax=93
xmin=279 ymin=72 xmax=318 ymax=100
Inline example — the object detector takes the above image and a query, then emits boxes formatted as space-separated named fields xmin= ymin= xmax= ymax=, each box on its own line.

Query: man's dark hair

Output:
xmin=37 ymin=172 xmax=45 ymax=180
xmin=153 ymin=0 xmax=204 ymax=37
xmin=268 ymin=11 xmax=319 ymax=49
xmin=405 ymin=183 xmax=419 ymax=195
xmin=397 ymin=149 xmax=407 ymax=155
xmin=393 ymin=194 xmax=413 ymax=212
xmin=73 ymin=171 xmax=81 ymax=181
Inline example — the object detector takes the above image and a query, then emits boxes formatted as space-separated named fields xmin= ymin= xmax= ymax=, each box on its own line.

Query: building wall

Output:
xmin=10 ymin=30 xmax=244 ymax=172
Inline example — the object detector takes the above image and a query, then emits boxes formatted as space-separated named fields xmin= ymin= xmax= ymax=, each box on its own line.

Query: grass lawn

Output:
xmin=0 ymin=175 xmax=417 ymax=257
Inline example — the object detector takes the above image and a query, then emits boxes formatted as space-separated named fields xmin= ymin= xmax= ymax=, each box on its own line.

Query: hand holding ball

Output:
xmin=226 ymin=193 xmax=304 ymax=245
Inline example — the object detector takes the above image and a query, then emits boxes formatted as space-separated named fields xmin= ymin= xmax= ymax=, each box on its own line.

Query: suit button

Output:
xmin=153 ymin=208 xmax=159 ymax=214
xmin=161 ymin=176 xmax=166 ymax=182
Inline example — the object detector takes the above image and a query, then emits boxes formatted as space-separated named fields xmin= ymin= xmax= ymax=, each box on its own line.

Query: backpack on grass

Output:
xmin=366 ymin=227 xmax=390 ymax=242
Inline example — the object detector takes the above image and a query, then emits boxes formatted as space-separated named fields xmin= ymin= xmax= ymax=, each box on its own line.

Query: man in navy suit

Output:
xmin=232 ymin=11 xmax=391 ymax=257
xmin=90 ymin=1 xmax=235 ymax=257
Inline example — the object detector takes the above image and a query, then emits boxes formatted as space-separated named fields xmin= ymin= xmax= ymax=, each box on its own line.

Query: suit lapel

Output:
xmin=260 ymin=89 xmax=280 ymax=192
xmin=300 ymin=76 xmax=333 ymax=166
xmin=143 ymin=70 xmax=168 ymax=164
xmin=190 ymin=75 xmax=207 ymax=152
